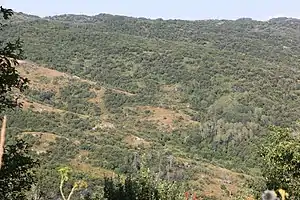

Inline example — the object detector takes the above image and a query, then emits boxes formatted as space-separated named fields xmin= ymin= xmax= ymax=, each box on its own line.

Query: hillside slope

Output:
xmin=2 ymin=13 xmax=300 ymax=198
xmin=10 ymin=60 xmax=255 ymax=199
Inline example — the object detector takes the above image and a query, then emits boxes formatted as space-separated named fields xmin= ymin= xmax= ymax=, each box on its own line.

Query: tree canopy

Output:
xmin=260 ymin=126 xmax=300 ymax=198
xmin=0 ymin=6 xmax=28 ymax=112
xmin=0 ymin=6 xmax=37 ymax=200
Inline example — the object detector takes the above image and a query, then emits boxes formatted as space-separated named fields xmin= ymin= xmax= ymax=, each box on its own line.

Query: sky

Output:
xmin=1 ymin=0 xmax=300 ymax=21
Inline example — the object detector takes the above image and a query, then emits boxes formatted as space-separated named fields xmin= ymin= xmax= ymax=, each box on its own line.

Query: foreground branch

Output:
xmin=0 ymin=115 xmax=7 ymax=169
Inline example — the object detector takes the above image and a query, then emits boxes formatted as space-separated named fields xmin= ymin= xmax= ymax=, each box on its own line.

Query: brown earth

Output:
xmin=123 ymin=134 xmax=151 ymax=148
xmin=137 ymin=106 xmax=197 ymax=132
xmin=20 ymin=132 xmax=62 ymax=154
xmin=22 ymin=98 xmax=63 ymax=113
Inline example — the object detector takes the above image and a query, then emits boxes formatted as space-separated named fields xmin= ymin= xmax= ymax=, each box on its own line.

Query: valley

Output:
xmin=2 ymin=12 xmax=300 ymax=199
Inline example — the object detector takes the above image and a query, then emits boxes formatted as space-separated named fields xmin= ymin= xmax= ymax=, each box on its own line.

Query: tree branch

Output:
xmin=67 ymin=185 xmax=77 ymax=200
xmin=0 ymin=115 xmax=7 ymax=169
xmin=60 ymin=179 xmax=67 ymax=200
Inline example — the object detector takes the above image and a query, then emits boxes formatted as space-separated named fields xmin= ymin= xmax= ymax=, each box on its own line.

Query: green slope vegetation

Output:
xmin=9 ymin=61 xmax=255 ymax=199
xmin=2 ymin=13 xmax=300 ymax=199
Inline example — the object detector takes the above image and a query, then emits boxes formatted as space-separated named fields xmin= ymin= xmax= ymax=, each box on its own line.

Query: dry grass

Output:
xmin=88 ymin=88 xmax=106 ymax=104
xmin=22 ymin=131 xmax=59 ymax=142
xmin=17 ymin=60 xmax=99 ymax=117
xmin=137 ymin=106 xmax=197 ymax=132
xmin=18 ymin=60 xmax=95 ymax=92
xmin=123 ymin=134 xmax=151 ymax=148
xmin=20 ymin=132 xmax=61 ymax=154
xmin=21 ymin=98 xmax=63 ymax=113
xmin=191 ymin=163 xmax=253 ymax=199
xmin=160 ymin=84 xmax=178 ymax=92
xmin=175 ymin=156 xmax=254 ymax=199
xmin=70 ymin=150 xmax=115 ymax=178
xmin=111 ymin=88 xmax=136 ymax=96
xmin=17 ymin=60 xmax=67 ymax=92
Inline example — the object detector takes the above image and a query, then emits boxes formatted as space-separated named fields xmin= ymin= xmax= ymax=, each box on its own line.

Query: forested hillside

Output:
xmin=2 ymin=12 xmax=300 ymax=199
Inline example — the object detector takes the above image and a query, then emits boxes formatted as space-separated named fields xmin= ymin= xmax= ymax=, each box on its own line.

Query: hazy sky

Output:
xmin=1 ymin=0 xmax=300 ymax=20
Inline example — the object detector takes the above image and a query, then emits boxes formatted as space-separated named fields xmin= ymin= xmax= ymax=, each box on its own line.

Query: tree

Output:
xmin=0 ymin=140 xmax=39 ymax=199
xmin=0 ymin=6 xmax=29 ymax=111
xmin=103 ymin=158 xmax=185 ymax=200
xmin=58 ymin=166 xmax=88 ymax=200
xmin=260 ymin=126 xmax=299 ymax=198
xmin=0 ymin=6 xmax=37 ymax=200
xmin=0 ymin=5 xmax=29 ymax=166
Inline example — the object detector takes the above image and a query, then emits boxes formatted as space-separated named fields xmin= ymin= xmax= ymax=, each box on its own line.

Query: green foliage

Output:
xmin=25 ymin=81 xmax=101 ymax=116
xmin=3 ymin=11 xmax=300 ymax=199
xmin=0 ymin=6 xmax=13 ymax=20
xmin=0 ymin=6 xmax=37 ymax=200
xmin=260 ymin=126 xmax=300 ymax=198
xmin=103 ymin=165 xmax=185 ymax=200
xmin=58 ymin=82 xmax=101 ymax=116
xmin=0 ymin=139 xmax=39 ymax=199
xmin=3 ymin=13 xmax=300 ymax=170
xmin=58 ymin=166 xmax=88 ymax=200
xmin=0 ymin=6 xmax=28 ymax=112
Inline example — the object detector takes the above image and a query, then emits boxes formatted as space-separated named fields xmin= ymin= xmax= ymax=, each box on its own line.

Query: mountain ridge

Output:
xmin=13 ymin=11 xmax=300 ymax=22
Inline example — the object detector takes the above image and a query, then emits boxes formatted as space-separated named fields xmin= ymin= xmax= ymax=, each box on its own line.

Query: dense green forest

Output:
xmin=1 ymin=11 xmax=300 ymax=199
